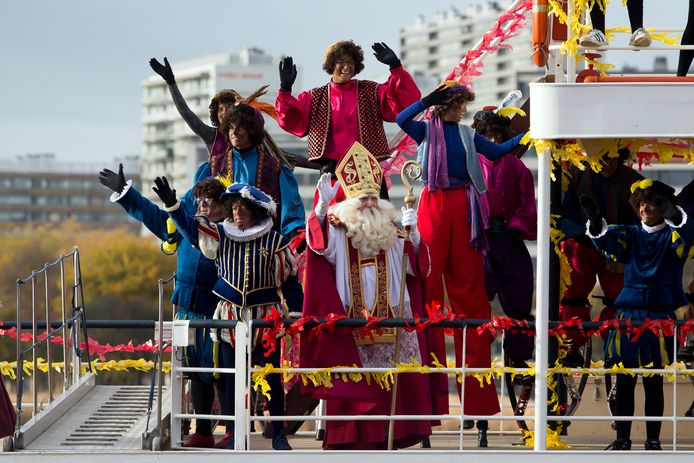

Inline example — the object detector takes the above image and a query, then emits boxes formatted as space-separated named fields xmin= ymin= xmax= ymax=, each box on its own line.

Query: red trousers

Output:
xmin=560 ymin=237 xmax=624 ymax=346
xmin=418 ymin=187 xmax=500 ymax=416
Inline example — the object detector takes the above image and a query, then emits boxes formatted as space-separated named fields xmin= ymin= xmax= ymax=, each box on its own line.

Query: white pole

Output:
xmin=533 ymin=147 xmax=552 ymax=451
xmin=567 ymin=0 xmax=576 ymax=82
xmin=234 ymin=321 xmax=248 ymax=450
xmin=170 ymin=347 xmax=182 ymax=449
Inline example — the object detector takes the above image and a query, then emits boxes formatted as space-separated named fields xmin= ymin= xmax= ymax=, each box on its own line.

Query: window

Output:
xmin=428 ymin=59 xmax=438 ymax=68
xmin=428 ymin=31 xmax=438 ymax=40
xmin=12 ymin=178 xmax=31 ymax=189
xmin=429 ymin=46 xmax=438 ymax=54
xmin=497 ymin=62 xmax=508 ymax=70
xmin=0 ymin=195 xmax=31 ymax=205
xmin=0 ymin=212 xmax=26 ymax=221
xmin=68 ymin=196 xmax=89 ymax=206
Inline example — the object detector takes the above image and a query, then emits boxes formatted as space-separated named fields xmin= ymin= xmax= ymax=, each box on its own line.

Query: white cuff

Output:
xmin=665 ymin=206 xmax=687 ymax=229
xmin=586 ymin=218 xmax=608 ymax=239
xmin=109 ymin=179 xmax=133 ymax=202
xmin=314 ymin=202 xmax=328 ymax=222
xmin=164 ymin=200 xmax=181 ymax=212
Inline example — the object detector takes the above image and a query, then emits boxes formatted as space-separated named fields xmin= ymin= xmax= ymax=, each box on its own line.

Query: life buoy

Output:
xmin=531 ymin=0 xmax=550 ymax=67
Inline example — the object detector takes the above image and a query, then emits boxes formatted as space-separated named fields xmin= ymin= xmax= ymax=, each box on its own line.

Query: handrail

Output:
xmin=4 ymin=317 xmax=693 ymax=329
xmin=163 ymin=315 xmax=692 ymax=451
xmin=144 ymin=272 xmax=176 ymax=449
xmin=14 ymin=309 xmax=86 ymax=432
xmin=13 ymin=246 xmax=91 ymax=439
xmin=8 ymin=311 xmax=692 ymax=451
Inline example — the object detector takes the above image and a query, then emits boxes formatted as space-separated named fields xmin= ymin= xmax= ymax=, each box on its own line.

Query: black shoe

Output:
xmin=559 ymin=347 xmax=585 ymax=368
xmin=463 ymin=420 xmax=475 ymax=430
xmin=605 ymin=439 xmax=631 ymax=450
xmin=272 ymin=431 xmax=292 ymax=451
xmin=644 ymin=439 xmax=662 ymax=450
xmin=420 ymin=437 xmax=431 ymax=448
xmin=477 ymin=428 xmax=488 ymax=448
xmin=678 ymin=344 xmax=694 ymax=363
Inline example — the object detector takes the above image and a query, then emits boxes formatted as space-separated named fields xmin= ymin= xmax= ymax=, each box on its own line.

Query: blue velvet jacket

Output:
xmin=591 ymin=214 xmax=694 ymax=311
xmin=115 ymin=163 xmax=219 ymax=315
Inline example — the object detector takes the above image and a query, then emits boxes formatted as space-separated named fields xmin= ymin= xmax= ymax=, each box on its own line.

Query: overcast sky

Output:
xmin=0 ymin=0 xmax=688 ymax=163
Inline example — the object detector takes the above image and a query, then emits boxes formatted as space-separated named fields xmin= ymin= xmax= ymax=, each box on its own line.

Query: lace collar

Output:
xmin=222 ymin=218 xmax=273 ymax=242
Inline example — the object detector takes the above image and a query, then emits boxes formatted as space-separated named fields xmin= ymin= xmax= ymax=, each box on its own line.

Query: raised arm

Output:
xmin=100 ymin=164 xmax=170 ymax=241
xmin=152 ymin=176 xmax=220 ymax=260
xmin=150 ymin=57 xmax=216 ymax=149
xmin=372 ymin=42 xmax=421 ymax=121
xmin=396 ymin=84 xmax=454 ymax=144
xmin=474 ymin=132 xmax=524 ymax=160
xmin=395 ymin=100 xmax=427 ymax=144
xmin=275 ymin=56 xmax=312 ymax=137
xmin=581 ymin=195 xmax=630 ymax=262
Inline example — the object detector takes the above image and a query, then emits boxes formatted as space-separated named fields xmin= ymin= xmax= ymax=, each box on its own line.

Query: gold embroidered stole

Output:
xmin=345 ymin=235 xmax=395 ymax=344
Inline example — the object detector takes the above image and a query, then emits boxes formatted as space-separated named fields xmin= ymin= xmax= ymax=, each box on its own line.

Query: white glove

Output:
xmin=315 ymin=173 xmax=340 ymax=220
xmin=401 ymin=207 xmax=420 ymax=250
xmin=401 ymin=207 xmax=417 ymax=228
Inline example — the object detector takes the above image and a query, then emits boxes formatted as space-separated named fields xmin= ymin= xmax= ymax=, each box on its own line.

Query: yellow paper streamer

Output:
xmin=1 ymin=358 xmax=172 ymax=379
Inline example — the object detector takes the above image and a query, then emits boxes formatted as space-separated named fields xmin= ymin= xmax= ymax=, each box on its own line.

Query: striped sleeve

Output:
xmin=195 ymin=216 xmax=220 ymax=259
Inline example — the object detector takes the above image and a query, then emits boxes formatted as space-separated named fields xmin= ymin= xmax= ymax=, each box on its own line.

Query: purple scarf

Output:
xmin=427 ymin=112 xmax=450 ymax=192
xmin=463 ymin=182 xmax=489 ymax=252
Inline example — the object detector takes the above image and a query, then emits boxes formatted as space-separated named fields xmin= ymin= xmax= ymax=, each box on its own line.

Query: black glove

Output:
xmin=279 ymin=56 xmax=297 ymax=92
xmin=152 ymin=176 xmax=178 ymax=208
xmin=654 ymin=193 xmax=682 ymax=223
xmin=579 ymin=194 xmax=604 ymax=236
xmin=149 ymin=57 xmax=175 ymax=85
xmin=421 ymin=84 xmax=454 ymax=107
xmin=98 ymin=163 xmax=127 ymax=195
xmin=372 ymin=42 xmax=401 ymax=69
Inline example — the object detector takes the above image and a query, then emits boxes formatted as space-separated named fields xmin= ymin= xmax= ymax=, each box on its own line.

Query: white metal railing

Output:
xmin=553 ymin=1 xmax=694 ymax=83
xmin=169 ymin=317 xmax=694 ymax=451
xmin=10 ymin=246 xmax=94 ymax=450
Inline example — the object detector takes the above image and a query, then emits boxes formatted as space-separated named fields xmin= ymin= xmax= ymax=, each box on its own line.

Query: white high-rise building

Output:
xmin=399 ymin=1 xmax=541 ymax=120
xmin=141 ymin=48 xmax=304 ymax=202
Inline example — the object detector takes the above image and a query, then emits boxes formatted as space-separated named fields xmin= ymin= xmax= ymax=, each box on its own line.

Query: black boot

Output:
xmin=605 ymin=438 xmax=631 ymax=450
xmin=644 ymin=439 xmax=662 ymax=450
xmin=477 ymin=420 xmax=488 ymax=448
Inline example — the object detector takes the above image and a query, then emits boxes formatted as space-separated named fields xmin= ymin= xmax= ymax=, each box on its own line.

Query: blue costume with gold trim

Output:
xmin=167 ymin=186 xmax=302 ymax=441
xmin=591 ymin=214 xmax=694 ymax=367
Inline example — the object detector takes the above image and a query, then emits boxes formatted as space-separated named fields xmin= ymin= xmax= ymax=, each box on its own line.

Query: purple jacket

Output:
xmin=480 ymin=155 xmax=537 ymax=241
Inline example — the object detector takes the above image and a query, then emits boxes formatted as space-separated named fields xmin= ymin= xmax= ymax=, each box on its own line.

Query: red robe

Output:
xmin=300 ymin=212 xmax=444 ymax=449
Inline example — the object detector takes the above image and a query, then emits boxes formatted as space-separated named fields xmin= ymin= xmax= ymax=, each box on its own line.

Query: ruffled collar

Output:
xmin=222 ymin=218 xmax=273 ymax=241
xmin=641 ymin=221 xmax=666 ymax=233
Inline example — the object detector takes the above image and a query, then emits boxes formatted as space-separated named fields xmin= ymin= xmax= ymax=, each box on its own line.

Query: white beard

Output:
xmin=330 ymin=197 xmax=397 ymax=257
